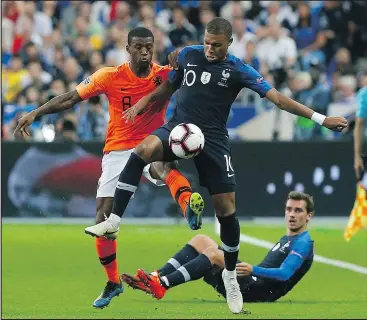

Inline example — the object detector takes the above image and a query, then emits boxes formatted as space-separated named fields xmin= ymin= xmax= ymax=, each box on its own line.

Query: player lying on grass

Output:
xmin=13 ymin=26 xmax=204 ymax=309
xmin=122 ymin=191 xmax=314 ymax=303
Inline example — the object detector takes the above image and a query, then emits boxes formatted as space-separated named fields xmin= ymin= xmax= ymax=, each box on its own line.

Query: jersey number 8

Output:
xmin=122 ymin=96 xmax=132 ymax=111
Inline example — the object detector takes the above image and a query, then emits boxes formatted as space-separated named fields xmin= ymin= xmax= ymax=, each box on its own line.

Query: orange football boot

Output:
xmin=120 ymin=272 xmax=151 ymax=294
xmin=137 ymin=269 xmax=167 ymax=300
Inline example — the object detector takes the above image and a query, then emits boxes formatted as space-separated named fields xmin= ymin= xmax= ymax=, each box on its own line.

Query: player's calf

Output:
xmin=162 ymin=167 xmax=204 ymax=230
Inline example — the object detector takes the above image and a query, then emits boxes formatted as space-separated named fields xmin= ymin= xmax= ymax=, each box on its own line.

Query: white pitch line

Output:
xmin=215 ymin=219 xmax=367 ymax=275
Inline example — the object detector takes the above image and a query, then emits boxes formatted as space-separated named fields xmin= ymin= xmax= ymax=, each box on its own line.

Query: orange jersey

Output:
xmin=76 ymin=62 xmax=171 ymax=153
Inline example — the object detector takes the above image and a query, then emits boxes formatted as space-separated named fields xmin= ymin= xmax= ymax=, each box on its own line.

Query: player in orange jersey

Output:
xmin=14 ymin=27 xmax=204 ymax=309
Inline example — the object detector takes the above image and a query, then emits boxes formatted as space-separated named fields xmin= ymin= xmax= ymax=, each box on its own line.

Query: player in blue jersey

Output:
xmin=85 ymin=17 xmax=346 ymax=313
xmin=121 ymin=191 xmax=314 ymax=303
xmin=353 ymin=72 xmax=367 ymax=180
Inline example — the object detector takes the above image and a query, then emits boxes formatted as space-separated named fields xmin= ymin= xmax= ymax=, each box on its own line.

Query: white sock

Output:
xmin=225 ymin=269 xmax=237 ymax=278
xmin=161 ymin=276 xmax=170 ymax=287
xmin=108 ymin=213 xmax=121 ymax=228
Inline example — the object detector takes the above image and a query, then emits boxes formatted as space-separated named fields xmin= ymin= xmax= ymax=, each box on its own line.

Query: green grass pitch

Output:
xmin=2 ymin=223 xmax=367 ymax=319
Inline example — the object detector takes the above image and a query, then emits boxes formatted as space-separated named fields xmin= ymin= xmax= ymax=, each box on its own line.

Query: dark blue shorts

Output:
xmin=152 ymin=122 xmax=236 ymax=195
xmin=203 ymin=247 xmax=276 ymax=302
xmin=203 ymin=270 xmax=276 ymax=302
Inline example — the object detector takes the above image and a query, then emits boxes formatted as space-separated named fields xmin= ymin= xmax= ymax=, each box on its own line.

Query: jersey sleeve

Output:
xmin=252 ymin=237 xmax=313 ymax=281
xmin=356 ymin=88 xmax=367 ymax=119
xmin=75 ymin=67 xmax=112 ymax=100
xmin=238 ymin=63 xmax=273 ymax=98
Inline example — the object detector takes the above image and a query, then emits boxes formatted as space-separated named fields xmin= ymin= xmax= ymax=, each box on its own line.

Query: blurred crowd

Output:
xmin=2 ymin=0 xmax=367 ymax=142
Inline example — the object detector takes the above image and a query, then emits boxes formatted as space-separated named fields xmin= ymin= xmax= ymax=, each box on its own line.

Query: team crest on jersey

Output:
xmin=153 ymin=76 xmax=163 ymax=87
xmin=200 ymin=72 xmax=211 ymax=84
xmin=218 ymin=69 xmax=230 ymax=87
xmin=83 ymin=77 xmax=91 ymax=86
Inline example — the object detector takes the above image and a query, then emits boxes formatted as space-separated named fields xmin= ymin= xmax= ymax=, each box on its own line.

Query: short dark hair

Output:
xmin=287 ymin=191 xmax=315 ymax=213
xmin=206 ymin=17 xmax=232 ymax=40
xmin=128 ymin=27 xmax=154 ymax=45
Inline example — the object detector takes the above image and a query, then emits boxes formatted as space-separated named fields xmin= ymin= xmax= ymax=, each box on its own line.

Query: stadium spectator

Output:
xmin=327 ymin=48 xmax=355 ymax=92
xmin=255 ymin=1 xmax=297 ymax=39
xmin=228 ymin=16 xmax=257 ymax=61
xmin=89 ymin=51 xmax=105 ymax=74
xmin=56 ymin=116 xmax=79 ymax=142
xmin=61 ymin=57 xmax=83 ymax=84
xmin=334 ymin=75 xmax=357 ymax=104
xmin=256 ymin=20 xmax=297 ymax=88
xmin=111 ymin=1 xmax=137 ymax=30
xmin=168 ymin=6 xmax=197 ymax=48
xmin=155 ymin=1 xmax=178 ymax=33
xmin=2 ymin=55 xmax=29 ymax=103
xmin=152 ymin=28 xmax=174 ymax=66
xmin=219 ymin=1 xmax=250 ymax=23
xmin=71 ymin=35 xmax=92 ymax=71
xmin=1 ymin=0 xmax=364 ymax=142
xmin=78 ymin=96 xmax=109 ymax=141
xmin=105 ymin=27 xmax=130 ymax=66
xmin=291 ymin=65 xmax=331 ymax=141
xmin=137 ymin=3 xmax=156 ymax=29
xmin=292 ymin=2 xmax=326 ymax=70
xmin=22 ymin=61 xmax=52 ymax=91
xmin=197 ymin=8 xmax=216 ymax=43
xmin=347 ymin=1 xmax=367 ymax=63
xmin=242 ymin=36 xmax=260 ymax=72
xmin=317 ymin=1 xmax=349 ymax=65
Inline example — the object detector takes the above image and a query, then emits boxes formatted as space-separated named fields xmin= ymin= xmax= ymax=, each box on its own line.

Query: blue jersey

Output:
xmin=355 ymin=87 xmax=367 ymax=119
xmin=168 ymin=45 xmax=273 ymax=137
xmin=252 ymin=230 xmax=314 ymax=300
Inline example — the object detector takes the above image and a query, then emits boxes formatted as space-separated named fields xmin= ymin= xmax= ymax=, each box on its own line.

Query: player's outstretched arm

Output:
xmin=123 ymin=80 xmax=175 ymax=123
xmin=265 ymin=88 xmax=348 ymax=132
xmin=14 ymin=90 xmax=82 ymax=137
xmin=354 ymin=117 xmax=365 ymax=180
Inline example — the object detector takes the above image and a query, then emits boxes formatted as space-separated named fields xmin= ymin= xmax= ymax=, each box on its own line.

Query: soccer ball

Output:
xmin=169 ymin=123 xmax=205 ymax=159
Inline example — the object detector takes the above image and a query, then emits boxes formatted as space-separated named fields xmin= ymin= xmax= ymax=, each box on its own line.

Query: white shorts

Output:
xmin=96 ymin=150 xmax=165 ymax=198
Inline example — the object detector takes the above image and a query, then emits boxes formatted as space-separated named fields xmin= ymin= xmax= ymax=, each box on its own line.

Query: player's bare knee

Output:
xmin=212 ymin=192 xmax=236 ymax=217
xmin=135 ymin=143 xmax=153 ymax=162
xmin=135 ymin=136 xmax=164 ymax=163
xmin=203 ymin=246 xmax=219 ymax=265
xmin=189 ymin=234 xmax=217 ymax=253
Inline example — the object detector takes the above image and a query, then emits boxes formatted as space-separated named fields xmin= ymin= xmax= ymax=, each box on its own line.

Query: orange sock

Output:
xmin=165 ymin=169 xmax=192 ymax=215
xmin=96 ymin=237 xmax=120 ymax=284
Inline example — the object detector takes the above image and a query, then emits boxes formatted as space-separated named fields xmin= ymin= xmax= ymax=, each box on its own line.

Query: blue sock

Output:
xmin=158 ymin=244 xmax=199 ymax=276
xmin=160 ymin=254 xmax=212 ymax=288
